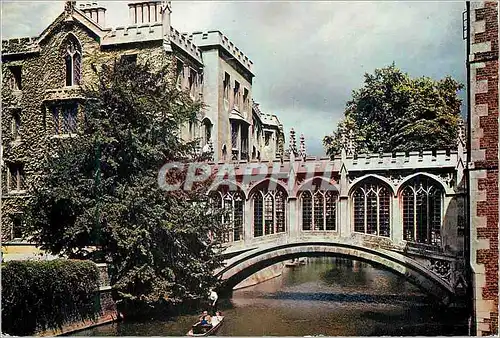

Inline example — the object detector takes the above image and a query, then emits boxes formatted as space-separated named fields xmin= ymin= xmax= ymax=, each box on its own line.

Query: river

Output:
xmin=73 ymin=257 xmax=469 ymax=336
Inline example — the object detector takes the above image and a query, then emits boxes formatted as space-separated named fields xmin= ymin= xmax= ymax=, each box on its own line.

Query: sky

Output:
xmin=1 ymin=1 xmax=467 ymax=156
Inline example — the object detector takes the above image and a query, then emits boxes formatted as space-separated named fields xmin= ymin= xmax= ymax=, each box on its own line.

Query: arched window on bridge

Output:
xmin=301 ymin=188 xmax=338 ymax=231
xmin=252 ymin=184 xmax=287 ymax=237
xmin=401 ymin=176 xmax=442 ymax=246
xmin=210 ymin=188 xmax=245 ymax=242
xmin=352 ymin=180 xmax=391 ymax=237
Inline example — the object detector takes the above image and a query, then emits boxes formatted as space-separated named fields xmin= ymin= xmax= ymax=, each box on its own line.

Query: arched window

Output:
xmin=253 ymin=192 xmax=263 ymax=237
xmin=302 ymin=191 xmax=313 ymax=231
xmin=301 ymin=188 xmax=338 ymax=231
xmin=202 ymin=119 xmax=212 ymax=146
xmin=210 ymin=189 xmax=245 ymax=242
xmin=64 ymin=37 xmax=81 ymax=86
xmin=252 ymin=185 xmax=287 ymax=237
xmin=401 ymin=177 xmax=442 ymax=246
xmin=352 ymin=180 xmax=391 ymax=237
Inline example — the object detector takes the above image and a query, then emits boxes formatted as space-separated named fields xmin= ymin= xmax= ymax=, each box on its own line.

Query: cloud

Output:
xmin=1 ymin=1 xmax=466 ymax=156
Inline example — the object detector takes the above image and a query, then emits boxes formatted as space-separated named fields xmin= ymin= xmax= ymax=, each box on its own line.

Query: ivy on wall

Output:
xmin=1 ymin=259 xmax=100 ymax=336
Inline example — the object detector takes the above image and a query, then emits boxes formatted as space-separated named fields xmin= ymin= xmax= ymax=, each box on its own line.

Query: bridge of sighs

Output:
xmin=208 ymin=132 xmax=468 ymax=304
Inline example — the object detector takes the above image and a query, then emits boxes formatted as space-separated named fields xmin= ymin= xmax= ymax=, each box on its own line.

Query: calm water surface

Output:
xmin=73 ymin=258 xmax=468 ymax=336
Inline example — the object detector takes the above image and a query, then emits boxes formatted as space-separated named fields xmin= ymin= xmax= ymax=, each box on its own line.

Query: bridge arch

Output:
xmin=216 ymin=242 xmax=454 ymax=304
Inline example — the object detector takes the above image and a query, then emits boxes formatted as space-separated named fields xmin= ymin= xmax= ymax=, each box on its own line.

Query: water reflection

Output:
xmin=73 ymin=257 xmax=467 ymax=336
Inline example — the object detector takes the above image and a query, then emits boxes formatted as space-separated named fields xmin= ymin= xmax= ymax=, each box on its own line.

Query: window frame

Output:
xmin=64 ymin=38 xmax=82 ymax=87
xmin=223 ymin=72 xmax=230 ymax=101
xmin=211 ymin=189 xmax=245 ymax=242
xmin=252 ymin=186 xmax=287 ymax=238
xmin=50 ymin=102 xmax=79 ymax=137
xmin=7 ymin=162 xmax=26 ymax=194
xmin=401 ymin=177 xmax=443 ymax=246
xmin=351 ymin=181 xmax=391 ymax=238
xmin=300 ymin=188 xmax=338 ymax=232
xmin=11 ymin=215 xmax=23 ymax=241
xmin=11 ymin=109 xmax=21 ymax=141
xmin=8 ymin=65 xmax=22 ymax=90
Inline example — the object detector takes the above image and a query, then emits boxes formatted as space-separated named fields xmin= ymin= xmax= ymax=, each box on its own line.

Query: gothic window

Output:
xmin=8 ymin=66 xmax=22 ymax=90
xmin=223 ymin=72 xmax=230 ymax=101
xmin=233 ymin=192 xmax=244 ymax=241
xmin=52 ymin=106 xmax=59 ymax=135
xmin=352 ymin=180 xmax=391 ymax=237
xmin=11 ymin=215 xmax=23 ymax=240
xmin=176 ymin=59 xmax=184 ymax=88
xmin=264 ymin=131 xmax=272 ymax=146
xmin=188 ymin=120 xmax=198 ymax=141
xmin=240 ymin=125 xmax=249 ymax=160
xmin=63 ymin=105 xmax=78 ymax=134
xmin=202 ymin=119 xmax=212 ymax=145
xmin=325 ymin=191 xmax=337 ymax=230
xmin=211 ymin=189 xmax=245 ymax=242
xmin=253 ymin=192 xmax=263 ymax=237
xmin=401 ymin=177 xmax=443 ymax=246
xmin=252 ymin=185 xmax=287 ymax=237
xmin=52 ymin=103 xmax=78 ymax=135
xmin=243 ymin=88 xmax=249 ymax=112
xmin=7 ymin=163 xmax=25 ymax=193
xmin=301 ymin=187 xmax=338 ymax=231
xmin=11 ymin=110 xmax=21 ymax=141
xmin=189 ymin=68 xmax=197 ymax=97
xmin=234 ymin=81 xmax=240 ymax=108
xmin=231 ymin=122 xmax=239 ymax=150
xmin=275 ymin=190 xmax=286 ymax=233
xmin=264 ymin=192 xmax=274 ymax=235
xmin=64 ymin=37 xmax=81 ymax=86
xmin=301 ymin=191 xmax=312 ymax=231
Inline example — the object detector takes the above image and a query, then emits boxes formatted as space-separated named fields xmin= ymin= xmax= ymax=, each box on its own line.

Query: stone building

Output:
xmin=465 ymin=1 xmax=499 ymax=335
xmin=0 ymin=0 xmax=285 ymax=245
xmin=250 ymin=101 xmax=285 ymax=162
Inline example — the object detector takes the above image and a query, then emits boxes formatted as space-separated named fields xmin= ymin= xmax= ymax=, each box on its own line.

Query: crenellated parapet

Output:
xmin=1 ymin=37 xmax=39 ymax=55
xmin=190 ymin=30 xmax=253 ymax=75
xmin=343 ymin=150 xmax=461 ymax=171
xmin=101 ymin=24 xmax=203 ymax=64
xmin=170 ymin=28 xmax=203 ymax=62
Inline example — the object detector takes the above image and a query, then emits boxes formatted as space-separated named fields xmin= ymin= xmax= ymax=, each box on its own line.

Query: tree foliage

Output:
xmin=323 ymin=63 xmax=464 ymax=156
xmin=24 ymin=59 xmax=228 ymax=307
xmin=1 ymin=259 xmax=99 ymax=336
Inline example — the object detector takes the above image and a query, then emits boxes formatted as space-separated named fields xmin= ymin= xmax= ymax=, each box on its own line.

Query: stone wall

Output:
xmin=38 ymin=263 xmax=118 ymax=337
xmin=234 ymin=262 xmax=284 ymax=289
xmin=0 ymin=7 xmax=198 ymax=242
xmin=467 ymin=1 xmax=499 ymax=335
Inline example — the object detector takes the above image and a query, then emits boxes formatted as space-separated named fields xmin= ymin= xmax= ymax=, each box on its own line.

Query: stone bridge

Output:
xmin=207 ymin=138 xmax=468 ymax=304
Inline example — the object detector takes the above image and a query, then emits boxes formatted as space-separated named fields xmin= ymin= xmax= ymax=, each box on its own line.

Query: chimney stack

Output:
xmin=79 ymin=2 xmax=106 ymax=27
xmin=128 ymin=0 xmax=164 ymax=25
xmin=128 ymin=1 xmax=171 ymax=52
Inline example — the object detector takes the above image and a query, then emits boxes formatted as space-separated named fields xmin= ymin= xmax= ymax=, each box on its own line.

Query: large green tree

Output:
xmin=24 ymin=59 xmax=228 ymax=307
xmin=323 ymin=63 xmax=464 ymax=156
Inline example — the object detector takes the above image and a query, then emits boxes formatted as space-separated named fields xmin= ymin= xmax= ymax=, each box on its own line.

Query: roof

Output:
xmin=252 ymin=101 xmax=282 ymax=129
xmin=1 ymin=3 xmax=203 ymax=64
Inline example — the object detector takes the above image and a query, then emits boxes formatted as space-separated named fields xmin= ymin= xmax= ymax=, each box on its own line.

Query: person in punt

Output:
xmin=199 ymin=310 xmax=212 ymax=327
